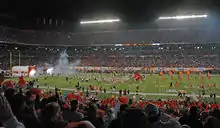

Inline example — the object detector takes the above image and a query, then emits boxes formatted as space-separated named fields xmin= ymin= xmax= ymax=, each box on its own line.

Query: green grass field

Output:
xmin=5 ymin=73 xmax=220 ymax=96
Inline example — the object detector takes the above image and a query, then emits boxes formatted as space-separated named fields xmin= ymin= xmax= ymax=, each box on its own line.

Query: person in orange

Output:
xmin=168 ymin=71 xmax=173 ymax=76
xmin=188 ymin=75 xmax=190 ymax=81
xmin=186 ymin=70 xmax=190 ymax=75
xmin=180 ymin=76 xmax=183 ymax=81
xmin=178 ymin=71 xmax=182 ymax=81
xmin=201 ymin=84 xmax=204 ymax=89
xmin=202 ymin=76 xmax=204 ymax=81
xmin=175 ymin=81 xmax=178 ymax=88
xmin=159 ymin=71 xmax=163 ymax=76
xmin=208 ymin=84 xmax=210 ymax=87
xmin=213 ymin=83 xmax=216 ymax=87
xmin=161 ymin=76 xmax=164 ymax=81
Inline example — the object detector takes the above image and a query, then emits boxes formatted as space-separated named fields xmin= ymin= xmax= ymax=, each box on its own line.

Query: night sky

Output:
xmin=0 ymin=0 xmax=219 ymax=30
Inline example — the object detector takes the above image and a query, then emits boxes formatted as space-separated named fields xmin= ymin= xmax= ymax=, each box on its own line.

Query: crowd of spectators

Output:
xmin=0 ymin=85 xmax=220 ymax=128
xmin=0 ymin=43 xmax=219 ymax=69
xmin=1 ymin=25 xmax=220 ymax=45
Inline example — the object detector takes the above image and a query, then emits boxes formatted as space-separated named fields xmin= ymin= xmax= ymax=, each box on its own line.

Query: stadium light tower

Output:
xmin=158 ymin=14 xmax=208 ymax=20
xmin=80 ymin=18 xmax=120 ymax=24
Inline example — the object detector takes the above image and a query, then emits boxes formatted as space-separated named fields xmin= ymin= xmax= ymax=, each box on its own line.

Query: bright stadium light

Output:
xmin=115 ymin=44 xmax=122 ymax=46
xmin=158 ymin=14 xmax=208 ymax=20
xmin=152 ymin=43 xmax=160 ymax=46
xmin=29 ymin=69 xmax=37 ymax=77
xmin=80 ymin=19 xmax=120 ymax=24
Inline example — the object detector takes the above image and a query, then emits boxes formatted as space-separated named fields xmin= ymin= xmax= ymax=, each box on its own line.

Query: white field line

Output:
xmin=39 ymin=86 xmax=220 ymax=98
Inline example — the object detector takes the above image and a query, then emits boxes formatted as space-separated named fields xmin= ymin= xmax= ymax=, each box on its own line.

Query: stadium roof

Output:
xmin=0 ymin=0 xmax=219 ymax=31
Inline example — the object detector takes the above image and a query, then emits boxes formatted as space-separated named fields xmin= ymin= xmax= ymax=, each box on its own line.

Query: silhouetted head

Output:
xmin=42 ymin=102 xmax=61 ymax=122
xmin=189 ymin=106 xmax=198 ymax=116
xmin=87 ymin=104 xmax=97 ymax=118
xmin=121 ymin=107 xmax=149 ymax=128
xmin=70 ymin=100 xmax=78 ymax=111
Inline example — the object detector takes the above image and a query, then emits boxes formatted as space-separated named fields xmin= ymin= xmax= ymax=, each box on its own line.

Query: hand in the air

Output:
xmin=0 ymin=94 xmax=14 ymax=122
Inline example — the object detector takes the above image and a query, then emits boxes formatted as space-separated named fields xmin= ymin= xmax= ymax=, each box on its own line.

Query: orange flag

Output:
xmin=119 ymin=96 xmax=129 ymax=104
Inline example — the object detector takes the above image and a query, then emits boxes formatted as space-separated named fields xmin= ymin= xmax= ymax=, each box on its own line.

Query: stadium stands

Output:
xmin=0 ymin=42 xmax=219 ymax=69
xmin=1 ymin=25 xmax=220 ymax=45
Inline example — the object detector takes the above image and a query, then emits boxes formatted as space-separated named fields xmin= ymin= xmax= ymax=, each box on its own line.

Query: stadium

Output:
xmin=1 ymin=14 xmax=220 ymax=100
xmin=0 ymin=1 xmax=220 ymax=128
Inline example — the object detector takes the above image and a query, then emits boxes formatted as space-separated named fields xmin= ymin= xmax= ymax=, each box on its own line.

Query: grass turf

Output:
xmin=5 ymin=73 xmax=220 ymax=95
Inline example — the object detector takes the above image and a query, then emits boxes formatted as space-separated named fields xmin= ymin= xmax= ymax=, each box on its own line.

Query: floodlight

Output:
xmin=158 ymin=14 xmax=208 ymax=20
xmin=152 ymin=43 xmax=160 ymax=46
xmin=80 ymin=19 xmax=120 ymax=24
xmin=115 ymin=44 xmax=122 ymax=46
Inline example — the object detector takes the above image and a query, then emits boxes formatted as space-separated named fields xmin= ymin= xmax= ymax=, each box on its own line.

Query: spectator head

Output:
xmin=144 ymin=103 xmax=160 ymax=123
xmin=120 ymin=107 xmax=149 ymax=128
xmin=40 ymin=98 xmax=48 ymax=109
xmin=120 ymin=104 xmax=129 ymax=112
xmin=70 ymin=100 xmax=78 ymax=111
xmin=42 ymin=102 xmax=61 ymax=122
xmin=87 ymin=104 xmax=97 ymax=118
xmin=189 ymin=106 xmax=198 ymax=116
xmin=117 ymin=104 xmax=129 ymax=118
xmin=212 ymin=109 xmax=220 ymax=119
xmin=11 ymin=94 xmax=26 ymax=113
xmin=25 ymin=91 xmax=32 ymax=98
xmin=47 ymin=96 xmax=58 ymax=103
xmin=4 ymin=88 xmax=15 ymax=103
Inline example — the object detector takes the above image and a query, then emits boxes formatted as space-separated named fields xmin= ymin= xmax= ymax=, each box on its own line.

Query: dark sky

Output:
xmin=0 ymin=0 xmax=219 ymax=30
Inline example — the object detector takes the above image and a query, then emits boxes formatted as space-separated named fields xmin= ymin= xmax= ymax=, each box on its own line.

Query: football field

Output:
xmin=5 ymin=73 xmax=220 ymax=96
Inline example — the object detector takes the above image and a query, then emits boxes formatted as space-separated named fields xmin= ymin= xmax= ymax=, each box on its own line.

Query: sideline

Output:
xmin=39 ymin=86 xmax=220 ymax=98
